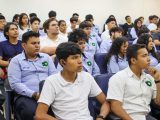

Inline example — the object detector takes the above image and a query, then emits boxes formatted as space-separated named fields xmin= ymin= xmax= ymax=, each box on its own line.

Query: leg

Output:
xmin=14 ymin=96 xmax=37 ymax=120
xmin=146 ymin=114 xmax=157 ymax=120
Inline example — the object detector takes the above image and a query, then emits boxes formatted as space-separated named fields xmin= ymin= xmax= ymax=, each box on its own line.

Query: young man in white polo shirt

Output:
xmin=35 ymin=42 xmax=110 ymax=120
xmin=107 ymin=44 xmax=160 ymax=120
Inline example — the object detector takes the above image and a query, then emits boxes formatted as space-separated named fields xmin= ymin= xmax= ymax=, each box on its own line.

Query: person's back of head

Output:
xmin=29 ymin=13 xmax=37 ymax=19
xmin=126 ymin=44 xmax=146 ymax=66
xmin=56 ymin=42 xmax=82 ymax=62
xmin=22 ymin=31 xmax=39 ymax=43
xmin=48 ymin=10 xmax=56 ymax=18
xmin=68 ymin=29 xmax=88 ymax=43
xmin=79 ymin=21 xmax=92 ymax=29
xmin=85 ymin=14 xmax=93 ymax=21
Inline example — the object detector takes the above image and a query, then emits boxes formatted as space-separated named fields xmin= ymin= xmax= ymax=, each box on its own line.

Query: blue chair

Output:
xmin=94 ymin=53 xmax=107 ymax=74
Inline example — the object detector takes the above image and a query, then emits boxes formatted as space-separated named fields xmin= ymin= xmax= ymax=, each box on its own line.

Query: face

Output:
xmin=77 ymin=39 xmax=86 ymax=52
xmin=59 ymin=21 xmax=67 ymax=33
xmin=119 ymin=41 xmax=129 ymax=56
xmin=126 ymin=17 xmax=131 ymax=23
xmin=22 ymin=37 xmax=40 ymax=57
xmin=71 ymin=21 xmax=77 ymax=28
xmin=47 ymin=20 xmax=59 ymax=35
xmin=147 ymin=37 xmax=154 ymax=51
xmin=22 ymin=15 xmax=29 ymax=25
xmin=0 ymin=19 xmax=6 ymax=30
xmin=31 ymin=20 xmax=40 ymax=32
xmin=136 ymin=20 xmax=142 ymax=28
xmin=62 ymin=54 xmax=83 ymax=72
xmin=112 ymin=31 xmax=122 ymax=40
xmin=153 ymin=17 xmax=158 ymax=24
xmin=83 ymin=27 xmax=91 ymax=36
xmin=6 ymin=24 xmax=19 ymax=39
xmin=107 ymin=21 xmax=116 ymax=30
xmin=133 ymin=48 xmax=150 ymax=69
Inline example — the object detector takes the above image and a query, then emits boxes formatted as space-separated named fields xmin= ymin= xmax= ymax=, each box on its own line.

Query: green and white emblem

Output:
xmin=42 ymin=61 xmax=48 ymax=67
xmin=92 ymin=43 xmax=96 ymax=46
xmin=87 ymin=61 xmax=92 ymax=66
xmin=145 ymin=80 xmax=152 ymax=87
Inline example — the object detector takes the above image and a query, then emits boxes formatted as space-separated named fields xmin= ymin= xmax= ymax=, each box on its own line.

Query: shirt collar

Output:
xmin=21 ymin=51 xmax=42 ymax=60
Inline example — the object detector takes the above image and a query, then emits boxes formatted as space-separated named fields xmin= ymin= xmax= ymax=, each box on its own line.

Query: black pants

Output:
xmin=146 ymin=114 xmax=157 ymax=120
xmin=14 ymin=96 xmax=37 ymax=120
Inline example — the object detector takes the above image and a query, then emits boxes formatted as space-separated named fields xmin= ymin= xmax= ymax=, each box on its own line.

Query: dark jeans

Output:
xmin=14 ymin=96 xmax=38 ymax=120
xmin=146 ymin=114 xmax=157 ymax=120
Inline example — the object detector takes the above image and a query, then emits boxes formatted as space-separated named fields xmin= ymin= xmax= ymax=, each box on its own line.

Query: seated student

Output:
xmin=101 ymin=18 xmax=117 ymax=41
xmin=147 ymin=15 xmax=159 ymax=34
xmin=137 ymin=33 xmax=159 ymax=67
xmin=18 ymin=13 xmax=30 ymax=40
xmin=0 ymin=15 xmax=7 ymax=42
xmin=130 ymin=18 xmax=143 ymax=39
xmin=122 ymin=15 xmax=134 ymax=36
xmin=30 ymin=17 xmax=46 ymax=37
xmin=68 ymin=29 xmax=100 ymax=76
xmin=85 ymin=14 xmax=100 ymax=35
xmin=66 ymin=17 xmax=78 ymax=33
xmin=58 ymin=20 xmax=68 ymax=42
xmin=107 ymin=44 xmax=160 ymax=120
xmin=12 ymin=14 xmax=20 ymax=25
xmin=8 ymin=31 xmax=57 ymax=120
xmin=35 ymin=42 xmax=110 ymax=120
xmin=100 ymin=27 xmax=123 ymax=53
xmin=79 ymin=21 xmax=100 ymax=57
xmin=0 ymin=22 xmax=23 ymax=68
xmin=105 ymin=37 xmax=128 ymax=74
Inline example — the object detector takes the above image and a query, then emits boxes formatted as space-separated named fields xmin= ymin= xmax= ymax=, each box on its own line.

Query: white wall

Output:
xmin=1 ymin=0 xmax=160 ymax=32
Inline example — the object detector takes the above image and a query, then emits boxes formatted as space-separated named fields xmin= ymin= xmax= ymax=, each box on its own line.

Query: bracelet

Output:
xmin=155 ymin=81 xmax=160 ymax=84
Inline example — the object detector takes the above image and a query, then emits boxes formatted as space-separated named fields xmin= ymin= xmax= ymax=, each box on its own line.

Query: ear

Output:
xmin=21 ymin=43 xmax=26 ymax=49
xmin=6 ymin=32 xmax=9 ymax=36
xmin=131 ymin=58 xmax=137 ymax=65
xmin=60 ymin=59 xmax=66 ymax=67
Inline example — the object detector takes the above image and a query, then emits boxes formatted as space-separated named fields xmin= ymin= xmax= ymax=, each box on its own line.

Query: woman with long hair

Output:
xmin=137 ymin=33 xmax=159 ymax=67
xmin=105 ymin=37 xmax=128 ymax=74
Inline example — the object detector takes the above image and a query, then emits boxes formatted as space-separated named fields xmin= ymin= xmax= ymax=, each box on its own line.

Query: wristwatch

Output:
xmin=97 ymin=115 xmax=105 ymax=120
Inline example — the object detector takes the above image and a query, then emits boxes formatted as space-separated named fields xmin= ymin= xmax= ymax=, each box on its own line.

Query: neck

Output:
xmin=118 ymin=53 xmax=124 ymax=58
xmin=9 ymin=37 xmax=18 ymax=44
xmin=60 ymin=31 xmax=66 ymax=34
xmin=47 ymin=33 xmax=58 ymax=40
xmin=130 ymin=65 xmax=142 ymax=79
xmin=61 ymin=70 xmax=77 ymax=83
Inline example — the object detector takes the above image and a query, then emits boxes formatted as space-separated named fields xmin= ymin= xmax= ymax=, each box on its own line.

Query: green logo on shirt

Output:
xmin=145 ymin=80 xmax=152 ymax=87
xmin=87 ymin=61 xmax=92 ymax=66
xmin=42 ymin=61 xmax=48 ymax=67
xmin=92 ymin=43 xmax=96 ymax=46
xmin=92 ymin=35 xmax=96 ymax=37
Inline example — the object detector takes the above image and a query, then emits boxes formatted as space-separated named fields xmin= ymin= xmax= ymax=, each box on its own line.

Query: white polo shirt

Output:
xmin=38 ymin=71 xmax=102 ymax=120
xmin=40 ymin=35 xmax=67 ymax=49
xmin=107 ymin=67 xmax=157 ymax=120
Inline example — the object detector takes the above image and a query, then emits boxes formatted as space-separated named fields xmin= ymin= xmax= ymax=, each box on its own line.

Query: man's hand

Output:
xmin=147 ymin=67 xmax=160 ymax=81
xmin=32 ymin=92 xmax=40 ymax=101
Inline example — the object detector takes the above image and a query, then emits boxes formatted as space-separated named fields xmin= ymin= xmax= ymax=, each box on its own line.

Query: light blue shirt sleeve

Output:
xmin=92 ymin=60 xmax=100 ymax=76
xmin=48 ymin=55 xmax=58 ymax=75
xmin=100 ymin=40 xmax=110 ymax=53
xmin=107 ymin=56 xmax=120 ymax=74
xmin=8 ymin=57 xmax=34 ymax=97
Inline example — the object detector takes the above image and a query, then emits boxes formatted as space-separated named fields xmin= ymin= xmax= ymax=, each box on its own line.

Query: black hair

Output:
xmin=79 ymin=21 xmax=92 ymax=29
xmin=133 ymin=18 xmax=142 ymax=36
xmin=126 ymin=44 xmax=146 ymax=66
xmin=29 ymin=13 xmax=37 ymax=18
xmin=0 ymin=15 xmax=5 ymax=20
xmin=105 ymin=37 xmax=128 ymax=65
xmin=148 ymin=15 xmax=158 ymax=21
xmin=70 ymin=17 xmax=78 ymax=23
xmin=22 ymin=31 xmax=39 ymax=43
xmin=68 ymin=29 xmax=88 ymax=43
xmin=12 ymin=14 xmax=19 ymax=22
xmin=109 ymin=27 xmax=123 ymax=36
xmin=85 ymin=14 xmax=93 ymax=21
xmin=125 ymin=15 xmax=130 ymax=20
xmin=58 ymin=20 xmax=66 ymax=26
xmin=48 ymin=10 xmax=56 ymax=18
xmin=137 ymin=26 xmax=149 ymax=37
xmin=43 ymin=18 xmax=58 ymax=33
xmin=56 ymin=42 xmax=82 ymax=62
xmin=72 ymin=13 xmax=79 ymax=17
xmin=19 ymin=13 xmax=29 ymax=30
xmin=30 ymin=17 xmax=41 ymax=24
xmin=137 ymin=33 xmax=159 ymax=61
xmin=102 ymin=18 xmax=116 ymax=32
xmin=4 ymin=22 xmax=18 ymax=40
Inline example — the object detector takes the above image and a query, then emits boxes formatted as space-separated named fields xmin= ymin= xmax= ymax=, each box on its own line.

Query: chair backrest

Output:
xmin=94 ymin=53 xmax=107 ymax=74
xmin=39 ymin=80 xmax=45 ymax=93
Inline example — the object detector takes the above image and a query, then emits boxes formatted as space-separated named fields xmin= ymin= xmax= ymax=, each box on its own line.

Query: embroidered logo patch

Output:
xmin=87 ymin=61 xmax=92 ymax=66
xmin=42 ymin=61 xmax=48 ymax=67
xmin=145 ymin=80 xmax=152 ymax=87
xmin=92 ymin=43 xmax=95 ymax=46
xmin=92 ymin=35 xmax=96 ymax=37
